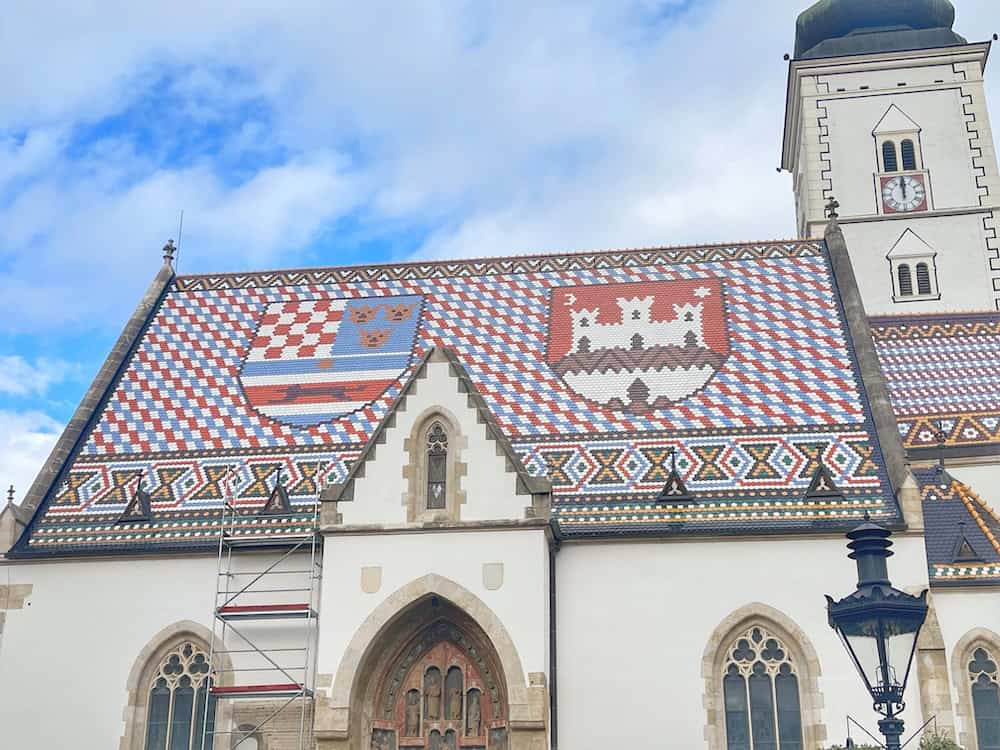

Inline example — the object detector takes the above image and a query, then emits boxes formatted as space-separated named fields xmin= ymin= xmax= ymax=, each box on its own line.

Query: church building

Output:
xmin=1 ymin=2 xmax=998 ymax=749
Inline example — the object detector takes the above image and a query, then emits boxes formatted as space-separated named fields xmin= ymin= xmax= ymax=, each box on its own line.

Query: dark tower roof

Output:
xmin=795 ymin=0 xmax=967 ymax=59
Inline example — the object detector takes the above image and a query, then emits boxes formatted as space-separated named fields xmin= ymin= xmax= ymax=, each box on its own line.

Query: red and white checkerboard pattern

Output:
xmin=246 ymin=299 xmax=346 ymax=362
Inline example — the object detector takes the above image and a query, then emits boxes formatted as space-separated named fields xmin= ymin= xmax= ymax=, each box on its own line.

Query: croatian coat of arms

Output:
xmin=240 ymin=295 xmax=423 ymax=426
xmin=547 ymin=279 xmax=729 ymax=413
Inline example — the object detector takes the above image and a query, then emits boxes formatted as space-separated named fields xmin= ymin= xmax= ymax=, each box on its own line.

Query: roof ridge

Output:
xmin=173 ymin=238 xmax=818 ymax=282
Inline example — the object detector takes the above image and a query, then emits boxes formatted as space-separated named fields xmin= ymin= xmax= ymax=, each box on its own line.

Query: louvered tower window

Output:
xmin=916 ymin=263 xmax=932 ymax=295
xmin=901 ymin=139 xmax=917 ymax=171
xmin=426 ymin=421 xmax=448 ymax=510
xmin=882 ymin=141 xmax=899 ymax=172
xmin=897 ymin=264 xmax=913 ymax=297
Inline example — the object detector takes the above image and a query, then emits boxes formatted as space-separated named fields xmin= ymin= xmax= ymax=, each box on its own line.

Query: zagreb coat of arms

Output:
xmin=547 ymin=279 xmax=729 ymax=413
xmin=240 ymin=295 xmax=423 ymax=426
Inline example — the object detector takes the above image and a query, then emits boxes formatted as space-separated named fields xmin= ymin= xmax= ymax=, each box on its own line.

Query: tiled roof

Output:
xmin=916 ymin=467 xmax=1000 ymax=585
xmin=870 ymin=312 xmax=1000 ymax=455
xmin=12 ymin=240 xmax=898 ymax=555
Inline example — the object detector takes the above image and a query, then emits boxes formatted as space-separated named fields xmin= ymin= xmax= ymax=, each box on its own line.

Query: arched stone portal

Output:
xmin=316 ymin=574 xmax=546 ymax=750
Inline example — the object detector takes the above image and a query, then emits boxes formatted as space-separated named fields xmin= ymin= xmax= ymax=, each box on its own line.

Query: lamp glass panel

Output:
xmin=885 ymin=628 xmax=918 ymax=689
xmin=844 ymin=629 xmax=882 ymax=691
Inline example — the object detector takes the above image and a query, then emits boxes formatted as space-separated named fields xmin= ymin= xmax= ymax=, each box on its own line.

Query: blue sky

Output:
xmin=1 ymin=0 xmax=997 ymax=499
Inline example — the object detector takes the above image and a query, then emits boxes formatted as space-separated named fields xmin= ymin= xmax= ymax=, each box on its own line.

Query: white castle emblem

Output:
xmin=569 ymin=297 xmax=706 ymax=354
xmin=550 ymin=283 xmax=727 ymax=413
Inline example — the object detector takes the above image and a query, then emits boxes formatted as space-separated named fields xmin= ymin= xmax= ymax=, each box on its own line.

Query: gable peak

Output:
xmin=873 ymin=105 xmax=921 ymax=136
xmin=886 ymin=228 xmax=936 ymax=259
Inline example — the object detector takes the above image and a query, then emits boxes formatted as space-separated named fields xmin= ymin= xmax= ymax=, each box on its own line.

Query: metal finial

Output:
xmin=935 ymin=419 xmax=947 ymax=469
xmin=6 ymin=485 xmax=14 ymax=504
xmin=162 ymin=239 xmax=177 ymax=264
xmin=825 ymin=195 xmax=840 ymax=219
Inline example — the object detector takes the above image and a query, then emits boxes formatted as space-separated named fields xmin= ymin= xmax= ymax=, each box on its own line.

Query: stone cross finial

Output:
xmin=6 ymin=485 xmax=13 ymax=505
xmin=825 ymin=195 xmax=840 ymax=219
xmin=162 ymin=239 xmax=177 ymax=264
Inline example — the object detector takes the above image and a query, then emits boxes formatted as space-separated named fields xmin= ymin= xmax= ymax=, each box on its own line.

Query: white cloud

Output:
xmin=0 ymin=410 xmax=61 ymax=508
xmin=0 ymin=356 xmax=76 ymax=398
xmin=0 ymin=0 xmax=996 ymax=335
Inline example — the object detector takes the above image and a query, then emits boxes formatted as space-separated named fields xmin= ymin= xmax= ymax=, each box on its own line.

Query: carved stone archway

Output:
xmin=316 ymin=574 xmax=546 ymax=750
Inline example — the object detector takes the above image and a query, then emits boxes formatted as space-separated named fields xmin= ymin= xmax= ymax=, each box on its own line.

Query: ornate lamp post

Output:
xmin=825 ymin=516 xmax=928 ymax=750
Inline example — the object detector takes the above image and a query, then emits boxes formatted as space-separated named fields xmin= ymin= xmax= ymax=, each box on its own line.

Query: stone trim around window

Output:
xmin=402 ymin=407 xmax=468 ymax=523
xmin=119 ymin=620 xmax=233 ymax=750
xmin=950 ymin=626 xmax=1000 ymax=750
xmin=701 ymin=602 xmax=826 ymax=750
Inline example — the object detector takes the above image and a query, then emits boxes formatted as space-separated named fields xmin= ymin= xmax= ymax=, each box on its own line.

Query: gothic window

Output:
xmin=969 ymin=647 xmax=1000 ymax=750
xmin=901 ymin=139 xmax=917 ymax=171
xmin=144 ymin=642 xmax=216 ymax=750
xmin=882 ymin=141 xmax=899 ymax=172
xmin=426 ymin=421 xmax=448 ymax=510
xmin=722 ymin=626 xmax=803 ymax=750
xmin=896 ymin=264 xmax=913 ymax=297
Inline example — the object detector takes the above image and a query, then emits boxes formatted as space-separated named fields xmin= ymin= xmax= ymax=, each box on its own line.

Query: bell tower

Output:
xmin=782 ymin=0 xmax=1000 ymax=314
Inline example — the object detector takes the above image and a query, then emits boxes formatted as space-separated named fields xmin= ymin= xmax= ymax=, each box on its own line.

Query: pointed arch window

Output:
xmin=426 ymin=421 xmax=448 ymax=510
xmin=882 ymin=141 xmax=899 ymax=172
xmin=897 ymin=264 xmax=913 ymax=297
xmin=901 ymin=139 xmax=917 ymax=171
xmin=144 ymin=641 xmax=216 ymax=750
xmin=969 ymin=646 xmax=1000 ymax=750
xmin=722 ymin=625 xmax=803 ymax=750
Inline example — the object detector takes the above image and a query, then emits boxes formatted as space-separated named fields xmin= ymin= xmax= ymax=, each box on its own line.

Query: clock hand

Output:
xmin=900 ymin=178 xmax=907 ymax=200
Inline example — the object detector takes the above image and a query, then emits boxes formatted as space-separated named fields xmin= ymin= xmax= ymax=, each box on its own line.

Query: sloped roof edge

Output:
xmin=7 ymin=260 xmax=176 ymax=558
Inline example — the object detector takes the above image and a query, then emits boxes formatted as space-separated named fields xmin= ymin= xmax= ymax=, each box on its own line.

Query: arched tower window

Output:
xmin=426 ymin=421 xmax=449 ymax=510
xmin=144 ymin=641 xmax=216 ymax=750
xmin=882 ymin=141 xmax=899 ymax=172
xmin=722 ymin=625 xmax=803 ymax=750
xmin=968 ymin=646 xmax=1000 ymax=750
xmin=916 ymin=263 xmax=932 ymax=296
xmin=901 ymin=139 xmax=917 ymax=171
xmin=897 ymin=264 xmax=913 ymax=297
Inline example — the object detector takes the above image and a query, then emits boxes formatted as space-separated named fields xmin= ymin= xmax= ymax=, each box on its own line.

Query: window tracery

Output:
xmin=144 ymin=641 xmax=216 ymax=750
xmin=426 ymin=421 xmax=449 ymax=510
xmin=968 ymin=646 xmax=1000 ymax=750
xmin=722 ymin=625 xmax=803 ymax=750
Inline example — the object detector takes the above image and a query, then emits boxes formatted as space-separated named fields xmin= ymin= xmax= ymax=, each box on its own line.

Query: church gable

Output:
xmin=322 ymin=348 xmax=551 ymax=527
xmin=11 ymin=240 xmax=898 ymax=556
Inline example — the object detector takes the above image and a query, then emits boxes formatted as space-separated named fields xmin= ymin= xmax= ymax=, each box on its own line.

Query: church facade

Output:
xmin=1 ymin=3 xmax=999 ymax=750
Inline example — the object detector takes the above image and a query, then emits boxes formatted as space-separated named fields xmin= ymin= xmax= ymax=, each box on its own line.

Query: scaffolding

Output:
xmin=203 ymin=491 xmax=321 ymax=750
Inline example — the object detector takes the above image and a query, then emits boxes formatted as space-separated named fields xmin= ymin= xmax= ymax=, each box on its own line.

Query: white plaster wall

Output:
xmin=927 ymin=587 xmax=1000 ymax=743
xmin=840 ymin=213 xmax=995 ymax=313
xmin=943 ymin=461 xmax=1000 ymax=510
xmin=0 ymin=552 xmax=314 ymax=748
xmin=824 ymin=87 xmax=980 ymax=217
xmin=316 ymin=528 xmax=550 ymax=684
xmin=340 ymin=360 xmax=527 ymax=526
xmin=556 ymin=533 xmax=930 ymax=750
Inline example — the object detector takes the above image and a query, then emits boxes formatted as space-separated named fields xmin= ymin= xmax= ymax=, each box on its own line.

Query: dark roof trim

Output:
xmin=7 ymin=260 xmax=176 ymax=558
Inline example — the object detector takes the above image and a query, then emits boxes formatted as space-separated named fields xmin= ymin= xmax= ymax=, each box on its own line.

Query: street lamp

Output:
xmin=825 ymin=516 xmax=928 ymax=750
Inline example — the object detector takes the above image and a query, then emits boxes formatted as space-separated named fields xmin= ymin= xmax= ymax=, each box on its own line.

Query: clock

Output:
xmin=880 ymin=173 xmax=928 ymax=213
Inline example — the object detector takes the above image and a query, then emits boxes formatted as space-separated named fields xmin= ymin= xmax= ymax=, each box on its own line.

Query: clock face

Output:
xmin=880 ymin=174 xmax=927 ymax=213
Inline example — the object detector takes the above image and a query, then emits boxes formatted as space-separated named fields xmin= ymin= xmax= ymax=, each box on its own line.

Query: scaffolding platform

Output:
xmin=202 ymin=495 xmax=321 ymax=750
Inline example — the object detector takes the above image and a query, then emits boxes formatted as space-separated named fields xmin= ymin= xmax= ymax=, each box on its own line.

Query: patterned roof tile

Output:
xmin=13 ymin=240 xmax=899 ymax=555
